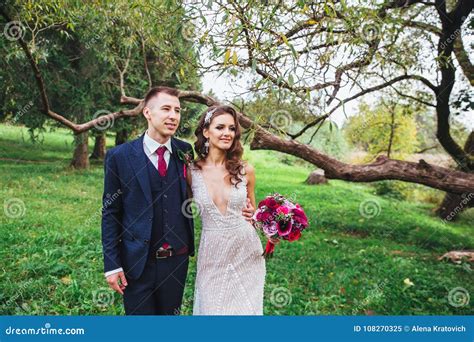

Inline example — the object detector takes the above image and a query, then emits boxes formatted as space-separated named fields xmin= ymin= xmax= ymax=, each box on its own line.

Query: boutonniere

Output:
xmin=177 ymin=149 xmax=193 ymax=179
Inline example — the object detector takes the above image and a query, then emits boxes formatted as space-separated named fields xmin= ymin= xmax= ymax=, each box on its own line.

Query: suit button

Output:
xmin=164 ymin=194 xmax=168 ymax=199
xmin=144 ymin=239 xmax=149 ymax=244
xmin=164 ymin=209 xmax=168 ymax=214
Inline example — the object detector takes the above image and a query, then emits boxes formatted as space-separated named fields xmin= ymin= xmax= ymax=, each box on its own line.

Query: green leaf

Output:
xmin=232 ymin=51 xmax=238 ymax=65
xmin=289 ymin=44 xmax=299 ymax=59
xmin=251 ymin=58 xmax=257 ymax=72
xmin=288 ymin=74 xmax=294 ymax=86
xmin=224 ymin=49 xmax=231 ymax=65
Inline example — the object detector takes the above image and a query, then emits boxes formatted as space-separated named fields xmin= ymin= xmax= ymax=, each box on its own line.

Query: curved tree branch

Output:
xmin=250 ymin=128 xmax=474 ymax=194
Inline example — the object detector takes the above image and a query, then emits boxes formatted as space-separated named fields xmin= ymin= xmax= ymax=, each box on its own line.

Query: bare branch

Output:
xmin=290 ymin=74 xmax=438 ymax=139
xmin=139 ymin=32 xmax=152 ymax=90
xmin=116 ymin=50 xmax=131 ymax=98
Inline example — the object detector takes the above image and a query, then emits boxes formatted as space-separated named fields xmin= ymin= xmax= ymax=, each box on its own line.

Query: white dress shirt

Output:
xmin=104 ymin=131 xmax=172 ymax=278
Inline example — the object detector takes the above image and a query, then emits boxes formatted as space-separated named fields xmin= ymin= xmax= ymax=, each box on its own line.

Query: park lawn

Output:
xmin=0 ymin=123 xmax=472 ymax=315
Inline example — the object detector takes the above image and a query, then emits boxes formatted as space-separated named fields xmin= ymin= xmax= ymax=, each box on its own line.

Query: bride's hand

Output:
xmin=242 ymin=198 xmax=255 ymax=223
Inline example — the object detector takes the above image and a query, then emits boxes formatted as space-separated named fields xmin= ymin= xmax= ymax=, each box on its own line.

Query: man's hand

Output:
xmin=106 ymin=271 xmax=128 ymax=295
xmin=242 ymin=198 xmax=255 ymax=223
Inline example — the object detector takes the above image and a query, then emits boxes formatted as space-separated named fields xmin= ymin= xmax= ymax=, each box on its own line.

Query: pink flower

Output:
xmin=284 ymin=200 xmax=296 ymax=209
xmin=276 ymin=206 xmax=290 ymax=215
xmin=263 ymin=222 xmax=278 ymax=237
xmin=292 ymin=207 xmax=308 ymax=227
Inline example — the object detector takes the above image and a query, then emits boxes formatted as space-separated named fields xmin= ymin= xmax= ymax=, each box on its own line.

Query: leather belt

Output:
xmin=155 ymin=246 xmax=189 ymax=259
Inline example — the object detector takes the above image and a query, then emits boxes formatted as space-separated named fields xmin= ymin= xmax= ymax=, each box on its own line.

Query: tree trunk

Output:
xmin=70 ymin=131 xmax=89 ymax=169
xmin=90 ymin=133 xmax=106 ymax=160
xmin=436 ymin=131 xmax=474 ymax=221
xmin=435 ymin=192 xmax=474 ymax=222
xmin=115 ymin=129 xmax=129 ymax=146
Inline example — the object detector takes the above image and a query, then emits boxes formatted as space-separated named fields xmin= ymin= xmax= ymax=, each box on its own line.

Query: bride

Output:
xmin=186 ymin=105 xmax=274 ymax=315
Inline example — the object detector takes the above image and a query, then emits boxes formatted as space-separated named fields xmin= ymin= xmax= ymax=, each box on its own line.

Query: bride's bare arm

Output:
xmin=245 ymin=163 xmax=256 ymax=210
xmin=245 ymin=164 xmax=279 ymax=244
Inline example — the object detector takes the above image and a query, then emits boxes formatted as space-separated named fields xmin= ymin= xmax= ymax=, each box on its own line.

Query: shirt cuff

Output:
xmin=104 ymin=267 xmax=123 ymax=278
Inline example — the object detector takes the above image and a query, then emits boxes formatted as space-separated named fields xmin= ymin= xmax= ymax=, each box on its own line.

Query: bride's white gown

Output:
xmin=190 ymin=165 xmax=266 ymax=315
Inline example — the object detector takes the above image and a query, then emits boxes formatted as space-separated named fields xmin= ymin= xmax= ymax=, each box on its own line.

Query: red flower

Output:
xmin=261 ymin=211 xmax=271 ymax=221
xmin=267 ymin=198 xmax=279 ymax=209
xmin=287 ymin=229 xmax=301 ymax=242
xmin=258 ymin=198 xmax=269 ymax=208
xmin=292 ymin=207 xmax=308 ymax=227
xmin=262 ymin=240 xmax=276 ymax=259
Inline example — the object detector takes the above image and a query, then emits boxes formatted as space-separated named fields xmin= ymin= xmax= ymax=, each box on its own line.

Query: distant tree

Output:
xmin=0 ymin=0 xmax=201 ymax=168
xmin=345 ymin=100 xmax=419 ymax=161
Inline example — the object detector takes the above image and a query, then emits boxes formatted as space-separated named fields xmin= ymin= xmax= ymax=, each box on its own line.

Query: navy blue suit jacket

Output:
xmin=101 ymin=134 xmax=195 ymax=279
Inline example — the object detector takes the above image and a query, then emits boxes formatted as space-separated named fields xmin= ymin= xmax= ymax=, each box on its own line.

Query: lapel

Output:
xmin=128 ymin=134 xmax=152 ymax=205
xmin=171 ymin=137 xmax=188 ymax=200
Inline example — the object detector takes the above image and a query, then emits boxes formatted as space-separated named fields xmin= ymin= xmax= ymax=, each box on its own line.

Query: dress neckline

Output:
xmin=195 ymin=168 xmax=233 ymax=217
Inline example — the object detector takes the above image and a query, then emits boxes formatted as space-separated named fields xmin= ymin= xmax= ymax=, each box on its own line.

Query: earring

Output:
xmin=204 ymin=138 xmax=209 ymax=155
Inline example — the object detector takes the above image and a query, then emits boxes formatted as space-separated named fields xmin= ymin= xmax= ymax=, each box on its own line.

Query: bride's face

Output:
xmin=204 ymin=113 xmax=236 ymax=152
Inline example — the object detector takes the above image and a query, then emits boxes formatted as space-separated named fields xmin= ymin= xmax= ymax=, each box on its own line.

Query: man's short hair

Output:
xmin=144 ymin=86 xmax=179 ymax=107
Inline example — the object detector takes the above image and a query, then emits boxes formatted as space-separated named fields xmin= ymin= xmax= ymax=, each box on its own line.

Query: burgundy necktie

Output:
xmin=156 ymin=146 xmax=167 ymax=177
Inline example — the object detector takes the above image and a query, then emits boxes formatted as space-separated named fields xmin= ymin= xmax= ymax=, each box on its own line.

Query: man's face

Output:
xmin=143 ymin=93 xmax=181 ymax=139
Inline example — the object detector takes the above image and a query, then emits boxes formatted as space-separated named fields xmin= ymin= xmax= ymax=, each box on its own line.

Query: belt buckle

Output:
xmin=156 ymin=247 xmax=173 ymax=259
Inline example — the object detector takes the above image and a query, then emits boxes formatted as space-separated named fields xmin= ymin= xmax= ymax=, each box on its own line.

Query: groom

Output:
xmin=101 ymin=86 xmax=254 ymax=315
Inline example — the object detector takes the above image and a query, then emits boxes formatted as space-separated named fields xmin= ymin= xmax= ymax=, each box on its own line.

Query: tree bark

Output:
xmin=90 ymin=133 xmax=106 ymax=160
xmin=436 ymin=131 xmax=474 ymax=221
xmin=115 ymin=129 xmax=129 ymax=146
xmin=70 ymin=131 xmax=89 ymax=169
xmin=453 ymin=35 xmax=474 ymax=85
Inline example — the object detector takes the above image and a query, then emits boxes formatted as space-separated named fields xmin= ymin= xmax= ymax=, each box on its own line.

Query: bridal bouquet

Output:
xmin=252 ymin=193 xmax=309 ymax=258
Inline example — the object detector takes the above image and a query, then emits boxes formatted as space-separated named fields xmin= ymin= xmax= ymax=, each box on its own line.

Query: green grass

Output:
xmin=0 ymin=123 xmax=472 ymax=315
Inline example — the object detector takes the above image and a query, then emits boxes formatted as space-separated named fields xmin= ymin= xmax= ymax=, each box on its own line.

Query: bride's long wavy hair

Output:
xmin=194 ymin=105 xmax=245 ymax=187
